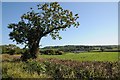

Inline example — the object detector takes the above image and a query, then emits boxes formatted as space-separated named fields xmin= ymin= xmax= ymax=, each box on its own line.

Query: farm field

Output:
xmin=39 ymin=52 xmax=118 ymax=62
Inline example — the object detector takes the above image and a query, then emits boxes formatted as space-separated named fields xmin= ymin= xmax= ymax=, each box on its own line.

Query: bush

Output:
xmin=2 ymin=44 xmax=22 ymax=55
xmin=2 ymin=55 xmax=120 ymax=79
xmin=40 ymin=49 xmax=64 ymax=55
xmin=25 ymin=59 xmax=46 ymax=75
xmin=20 ymin=50 xmax=32 ymax=61
xmin=55 ymin=51 xmax=64 ymax=55
xmin=2 ymin=58 xmax=120 ymax=79
xmin=43 ymin=61 xmax=73 ymax=79
xmin=8 ymin=49 xmax=15 ymax=55
xmin=2 ymin=61 xmax=48 ymax=78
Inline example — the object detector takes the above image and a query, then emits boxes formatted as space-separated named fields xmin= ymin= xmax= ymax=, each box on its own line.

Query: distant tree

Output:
xmin=8 ymin=2 xmax=80 ymax=60
xmin=100 ymin=46 xmax=104 ymax=52
xmin=2 ymin=44 xmax=21 ymax=54
xmin=2 ymin=45 xmax=8 ymax=53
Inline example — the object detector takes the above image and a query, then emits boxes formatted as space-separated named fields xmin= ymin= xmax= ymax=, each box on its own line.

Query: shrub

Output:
xmin=8 ymin=49 xmax=15 ymax=55
xmin=2 ymin=44 xmax=22 ymax=55
xmin=43 ymin=61 xmax=72 ymax=79
xmin=20 ymin=50 xmax=32 ymax=61
xmin=2 ymin=55 xmax=120 ymax=79
xmin=2 ymin=61 xmax=49 ymax=78
xmin=55 ymin=51 xmax=64 ymax=55
xmin=40 ymin=49 xmax=64 ymax=55
xmin=24 ymin=59 xmax=46 ymax=75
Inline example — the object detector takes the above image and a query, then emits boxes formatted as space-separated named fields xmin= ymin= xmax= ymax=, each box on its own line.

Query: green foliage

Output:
xmin=7 ymin=2 xmax=80 ymax=59
xmin=42 ymin=45 xmax=119 ymax=52
xmin=2 ymin=60 xmax=120 ymax=80
xmin=40 ymin=49 xmax=64 ymax=55
xmin=44 ymin=49 xmax=55 ymax=55
xmin=56 ymin=50 xmax=64 ymax=55
xmin=2 ymin=62 xmax=48 ymax=78
xmin=20 ymin=50 xmax=32 ymax=61
xmin=8 ymin=2 xmax=80 ymax=48
xmin=43 ymin=60 xmax=119 ymax=79
xmin=8 ymin=49 xmax=15 ymax=55
xmin=1 ymin=44 xmax=22 ymax=55
xmin=2 ymin=55 xmax=120 ymax=79
xmin=43 ymin=61 xmax=77 ymax=79
xmin=24 ymin=59 xmax=46 ymax=74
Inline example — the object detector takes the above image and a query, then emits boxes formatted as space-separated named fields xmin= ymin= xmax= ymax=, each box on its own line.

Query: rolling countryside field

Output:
xmin=39 ymin=52 xmax=118 ymax=62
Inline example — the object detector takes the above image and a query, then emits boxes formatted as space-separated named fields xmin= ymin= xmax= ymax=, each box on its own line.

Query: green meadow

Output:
xmin=39 ymin=52 xmax=118 ymax=62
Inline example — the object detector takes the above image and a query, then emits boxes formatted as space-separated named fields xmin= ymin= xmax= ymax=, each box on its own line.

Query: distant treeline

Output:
xmin=0 ymin=44 xmax=119 ymax=55
xmin=42 ymin=45 xmax=119 ymax=52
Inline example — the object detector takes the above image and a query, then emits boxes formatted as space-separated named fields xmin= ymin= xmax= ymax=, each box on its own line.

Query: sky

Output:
xmin=2 ymin=2 xmax=118 ymax=48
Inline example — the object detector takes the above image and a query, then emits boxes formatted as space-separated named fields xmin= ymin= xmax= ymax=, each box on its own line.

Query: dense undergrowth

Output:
xmin=2 ymin=54 xmax=120 ymax=79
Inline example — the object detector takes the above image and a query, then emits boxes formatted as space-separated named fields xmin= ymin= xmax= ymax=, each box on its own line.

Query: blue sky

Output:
xmin=2 ymin=2 xmax=118 ymax=48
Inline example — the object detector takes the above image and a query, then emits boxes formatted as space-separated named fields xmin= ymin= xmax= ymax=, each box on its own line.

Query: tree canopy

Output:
xmin=8 ymin=2 xmax=80 ymax=59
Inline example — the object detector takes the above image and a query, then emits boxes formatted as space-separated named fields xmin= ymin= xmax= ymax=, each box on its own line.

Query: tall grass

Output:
xmin=2 ymin=53 xmax=119 ymax=79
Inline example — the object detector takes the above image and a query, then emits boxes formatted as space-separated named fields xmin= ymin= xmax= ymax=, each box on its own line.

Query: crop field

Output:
xmin=39 ymin=52 xmax=118 ymax=62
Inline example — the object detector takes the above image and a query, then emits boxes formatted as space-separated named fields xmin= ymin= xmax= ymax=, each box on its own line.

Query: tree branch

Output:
xmin=42 ymin=25 xmax=67 ymax=37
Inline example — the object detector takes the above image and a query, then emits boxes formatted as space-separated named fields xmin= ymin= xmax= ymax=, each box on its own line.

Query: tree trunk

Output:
xmin=21 ymin=37 xmax=41 ymax=61
xmin=29 ymin=43 xmax=39 ymax=59
xmin=21 ymin=43 xmax=40 ymax=61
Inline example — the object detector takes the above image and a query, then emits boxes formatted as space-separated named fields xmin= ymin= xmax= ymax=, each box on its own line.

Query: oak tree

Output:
xmin=8 ymin=2 xmax=80 ymax=59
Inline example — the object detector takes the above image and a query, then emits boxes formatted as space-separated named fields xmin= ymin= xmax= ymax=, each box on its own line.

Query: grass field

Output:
xmin=39 ymin=52 xmax=118 ymax=62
